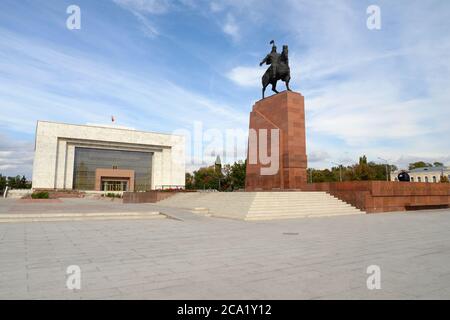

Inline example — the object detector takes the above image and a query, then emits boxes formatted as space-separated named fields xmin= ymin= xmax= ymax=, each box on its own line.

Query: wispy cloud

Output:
xmin=130 ymin=10 xmax=159 ymax=37
xmin=0 ymin=134 xmax=34 ymax=177
xmin=225 ymin=1 xmax=450 ymax=168
xmin=222 ymin=14 xmax=240 ymax=41
xmin=1 ymin=0 xmax=449 ymax=176
xmin=113 ymin=0 xmax=171 ymax=14
xmin=0 ymin=25 xmax=248 ymax=175
xmin=226 ymin=66 xmax=262 ymax=87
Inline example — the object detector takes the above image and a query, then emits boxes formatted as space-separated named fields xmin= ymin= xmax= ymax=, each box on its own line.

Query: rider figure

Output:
xmin=281 ymin=45 xmax=289 ymax=67
xmin=260 ymin=41 xmax=280 ymax=80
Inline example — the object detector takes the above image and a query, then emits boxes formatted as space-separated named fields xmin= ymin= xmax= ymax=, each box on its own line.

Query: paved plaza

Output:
xmin=1 ymin=198 xmax=450 ymax=299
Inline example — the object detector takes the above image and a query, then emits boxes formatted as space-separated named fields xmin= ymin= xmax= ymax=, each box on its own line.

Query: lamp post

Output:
xmin=378 ymin=157 xmax=390 ymax=181
xmin=3 ymin=180 xmax=9 ymax=198
xmin=331 ymin=162 xmax=343 ymax=182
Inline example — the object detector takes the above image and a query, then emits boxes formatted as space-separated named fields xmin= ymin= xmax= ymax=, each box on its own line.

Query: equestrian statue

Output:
xmin=259 ymin=40 xmax=292 ymax=99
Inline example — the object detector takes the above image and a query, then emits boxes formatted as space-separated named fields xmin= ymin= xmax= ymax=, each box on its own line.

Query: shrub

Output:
xmin=31 ymin=191 xmax=49 ymax=199
xmin=105 ymin=193 xmax=122 ymax=198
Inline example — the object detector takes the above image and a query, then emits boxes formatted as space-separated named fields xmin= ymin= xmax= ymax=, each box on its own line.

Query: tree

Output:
xmin=0 ymin=174 xmax=31 ymax=190
xmin=185 ymin=160 xmax=247 ymax=191
xmin=408 ymin=161 xmax=432 ymax=170
xmin=185 ymin=173 xmax=194 ymax=190
xmin=227 ymin=160 xmax=246 ymax=190
xmin=434 ymin=162 xmax=444 ymax=167
xmin=440 ymin=175 xmax=449 ymax=183
xmin=308 ymin=155 xmax=397 ymax=183
xmin=0 ymin=174 xmax=6 ymax=191
xmin=192 ymin=166 xmax=222 ymax=190
xmin=359 ymin=155 xmax=368 ymax=165
xmin=353 ymin=155 xmax=373 ymax=180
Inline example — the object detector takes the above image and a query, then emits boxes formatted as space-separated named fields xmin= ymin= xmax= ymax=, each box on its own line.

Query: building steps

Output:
xmin=0 ymin=211 xmax=165 ymax=223
xmin=157 ymin=192 xmax=364 ymax=220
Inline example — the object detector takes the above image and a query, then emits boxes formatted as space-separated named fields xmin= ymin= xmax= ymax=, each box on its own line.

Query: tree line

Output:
xmin=308 ymin=156 xmax=397 ymax=183
xmin=185 ymin=156 xmax=448 ymax=190
xmin=0 ymin=174 xmax=31 ymax=191
xmin=185 ymin=160 xmax=246 ymax=191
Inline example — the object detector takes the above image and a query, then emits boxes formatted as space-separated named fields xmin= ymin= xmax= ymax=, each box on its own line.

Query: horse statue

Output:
xmin=259 ymin=41 xmax=292 ymax=99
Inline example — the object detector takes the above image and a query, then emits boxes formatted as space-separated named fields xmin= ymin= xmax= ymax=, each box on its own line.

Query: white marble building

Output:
xmin=391 ymin=166 xmax=450 ymax=183
xmin=32 ymin=121 xmax=185 ymax=191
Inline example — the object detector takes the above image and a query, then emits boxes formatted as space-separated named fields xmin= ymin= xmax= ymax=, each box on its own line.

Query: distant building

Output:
xmin=391 ymin=166 xmax=450 ymax=183
xmin=32 ymin=121 xmax=185 ymax=191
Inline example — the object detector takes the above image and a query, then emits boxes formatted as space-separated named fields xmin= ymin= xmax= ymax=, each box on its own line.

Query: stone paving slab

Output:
xmin=1 ymin=198 xmax=450 ymax=299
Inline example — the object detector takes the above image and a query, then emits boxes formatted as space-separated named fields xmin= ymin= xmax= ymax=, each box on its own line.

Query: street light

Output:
xmin=378 ymin=157 xmax=390 ymax=181
xmin=331 ymin=162 xmax=343 ymax=182
xmin=3 ymin=180 xmax=9 ymax=198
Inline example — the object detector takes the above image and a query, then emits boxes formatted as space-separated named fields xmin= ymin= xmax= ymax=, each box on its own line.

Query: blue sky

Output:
xmin=0 ymin=0 xmax=449 ymax=178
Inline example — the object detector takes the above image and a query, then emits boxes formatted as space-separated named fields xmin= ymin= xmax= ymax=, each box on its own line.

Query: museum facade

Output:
xmin=391 ymin=166 xmax=450 ymax=183
xmin=32 ymin=121 xmax=185 ymax=192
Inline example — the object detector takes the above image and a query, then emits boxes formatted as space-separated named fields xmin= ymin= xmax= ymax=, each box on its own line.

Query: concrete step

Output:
xmin=245 ymin=211 xmax=361 ymax=221
xmin=157 ymin=191 xmax=364 ymax=220
xmin=248 ymin=207 xmax=362 ymax=214
xmin=0 ymin=211 xmax=165 ymax=223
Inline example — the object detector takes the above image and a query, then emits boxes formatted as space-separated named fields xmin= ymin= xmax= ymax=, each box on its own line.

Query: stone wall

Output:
xmin=122 ymin=191 xmax=177 ymax=204
xmin=305 ymin=181 xmax=450 ymax=213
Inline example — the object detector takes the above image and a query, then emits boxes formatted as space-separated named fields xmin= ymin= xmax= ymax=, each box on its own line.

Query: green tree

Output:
xmin=308 ymin=155 xmax=397 ymax=183
xmin=186 ymin=160 xmax=247 ymax=191
xmin=185 ymin=172 xmax=194 ymax=190
xmin=408 ymin=161 xmax=432 ymax=170
xmin=0 ymin=174 xmax=6 ymax=191
xmin=434 ymin=162 xmax=444 ymax=167
xmin=228 ymin=160 xmax=246 ymax=190
xmin=193 ymin=166 xmax=222 ymax=190
xmin=0 ymin=174 xmax=31 ymax=190
xmin=354 ymin=155 xmax=373 ymax=180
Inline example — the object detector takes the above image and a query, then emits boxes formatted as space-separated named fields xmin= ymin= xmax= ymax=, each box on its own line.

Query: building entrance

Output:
xmin=101 ymin=179 xmax=129 ymax=191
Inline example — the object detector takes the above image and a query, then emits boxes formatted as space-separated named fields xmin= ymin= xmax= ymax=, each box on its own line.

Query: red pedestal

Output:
xmin=245 ymin=91 xmax=308 ymax=191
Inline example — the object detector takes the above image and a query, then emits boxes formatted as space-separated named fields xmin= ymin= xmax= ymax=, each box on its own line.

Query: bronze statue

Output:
xmin=259 ymin=40 xmax=292 ymax=99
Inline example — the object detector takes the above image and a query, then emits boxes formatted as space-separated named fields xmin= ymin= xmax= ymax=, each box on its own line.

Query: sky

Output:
xmin=0 ymin=0 xmax=449 ymax=178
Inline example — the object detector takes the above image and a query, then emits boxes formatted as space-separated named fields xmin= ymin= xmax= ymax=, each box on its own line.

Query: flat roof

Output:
xmin=408 ymin=166 xmax=449 ymax=173
xmin=36 ymin=120 xmax=184 ymax=137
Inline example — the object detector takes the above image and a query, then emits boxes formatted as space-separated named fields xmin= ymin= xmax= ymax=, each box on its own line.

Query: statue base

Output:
xmin=245 ymin=91 xmax=308 ymax=191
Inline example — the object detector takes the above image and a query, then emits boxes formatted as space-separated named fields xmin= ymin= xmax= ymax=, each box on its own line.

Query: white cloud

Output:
xmin=226 ymin=66 xmax=262 ymax=87
xmin=308 ymin=150 xmax=331 ymax=163
xmin=113 ymin=0 xmax=171 ymax=14
xmin=131 ymin=10 xmax=159 ymax=37
xmin=0 ymin=27 xmax=249 ymax=176
xmin=113 ymin=0 xmax=171 ymax=37
xmin=222 ymin=14 xmax=240 ymax=41
xmin=209 ymin=2 xmax=224 ymax=13
xmin=225 ymin=1 xmax=450 ymax=168
xmin=0 ymin=135 xmax=34 ymax=178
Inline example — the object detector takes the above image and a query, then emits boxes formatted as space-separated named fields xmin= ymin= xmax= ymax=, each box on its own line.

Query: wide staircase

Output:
xmin=157 ymin=192 xmax=364 ymax=220
xmin=0 ymin=211 xmax=165 ymax=223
